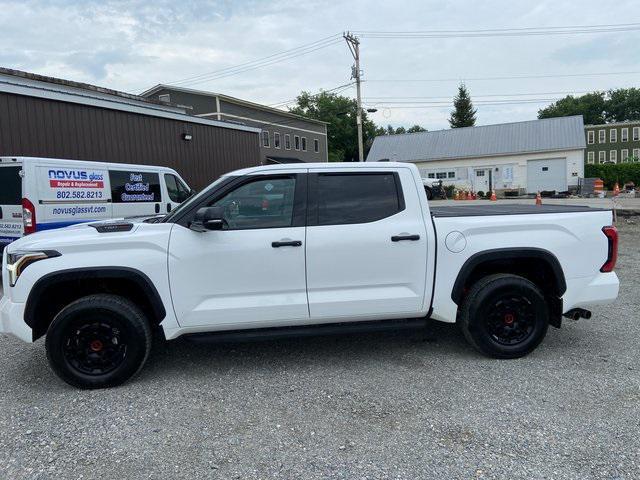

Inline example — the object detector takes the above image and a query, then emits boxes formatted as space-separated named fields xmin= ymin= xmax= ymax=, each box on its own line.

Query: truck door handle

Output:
xmin=272 ymin=240 xmax=303 ymax=248
xmin=391 ymin=234 xmax=420 ymax=242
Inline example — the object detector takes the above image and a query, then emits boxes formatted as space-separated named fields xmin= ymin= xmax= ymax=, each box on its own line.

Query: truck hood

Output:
xmin=6 ymin=221 xmax=174 ymax=254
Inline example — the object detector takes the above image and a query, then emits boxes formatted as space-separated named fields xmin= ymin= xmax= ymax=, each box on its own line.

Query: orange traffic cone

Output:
xmin=490 ymin=190 xmax=497 ymax=202
xmin=535 ymin=191 xmax=542 ymax=206
xmin=614 ymin=182 xmax=620 ymax=196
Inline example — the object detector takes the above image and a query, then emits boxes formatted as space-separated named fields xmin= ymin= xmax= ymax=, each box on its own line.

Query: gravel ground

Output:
xmin=0 ymin=223 xmax=639 ymax=479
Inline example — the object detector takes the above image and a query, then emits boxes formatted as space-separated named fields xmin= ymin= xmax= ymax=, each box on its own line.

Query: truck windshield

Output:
xmin=0 ymin=166 xmax=22 ymax=205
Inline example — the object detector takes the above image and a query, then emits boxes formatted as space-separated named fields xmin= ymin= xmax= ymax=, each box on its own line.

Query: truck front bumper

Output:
xmin=0 ymin=295 xmax=31 ymax=343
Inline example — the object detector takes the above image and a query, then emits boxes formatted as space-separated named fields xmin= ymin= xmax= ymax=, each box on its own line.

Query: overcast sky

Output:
xmin=1 ymin=0 xmax=639 ymax=131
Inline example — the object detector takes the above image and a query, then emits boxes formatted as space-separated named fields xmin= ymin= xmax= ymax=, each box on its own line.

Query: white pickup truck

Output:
xmin=1 ymin=162 xmax=619 ymax=389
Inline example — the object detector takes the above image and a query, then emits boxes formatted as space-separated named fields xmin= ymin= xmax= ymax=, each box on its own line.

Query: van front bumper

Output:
xmin=0 ymin=295 xmax=31 ymax=343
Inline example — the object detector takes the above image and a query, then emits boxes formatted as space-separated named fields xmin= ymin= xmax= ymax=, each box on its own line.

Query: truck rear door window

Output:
xmin=315 ymin=173 xmax=403 ymax=225
xmin=0 ymin=166 xmax=22 ymax=205
xmin=110 ymin=170 xmax=161 ymax=203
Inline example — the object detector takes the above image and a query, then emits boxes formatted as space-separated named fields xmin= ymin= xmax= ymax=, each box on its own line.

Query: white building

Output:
xmin=366 ymin=116 xmax=586 ymax=194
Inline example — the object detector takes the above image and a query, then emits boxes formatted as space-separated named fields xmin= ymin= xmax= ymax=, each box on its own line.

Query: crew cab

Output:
xmin=0 ymin=162 xmax=619 ymax=389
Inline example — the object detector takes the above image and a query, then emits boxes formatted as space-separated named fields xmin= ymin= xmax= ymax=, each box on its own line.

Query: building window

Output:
xmin=621 ymin=149 xmax=629 ymax=162
xmin=274 ymin=132 xmax=281 ymax=149
xmin=284 ymin=134 xmax=291 ymax=150
xmin=448 ymin=171 xmax=455 ymax=179
xmin=610 ymin=129 xmax=617 ymax=142
xmin=610 ymin=150 xmax=617 ymax=163
xmin=427 ymin=173 xmax=435 ymax=178
xmin=634 ymin=148 xmax=640 ymax=160
xmin=262 ymin=130 xmax=270 ymax=148
xmin=301 ymin=137 xmax=307 ymax=151
xmin=314 ymin=139 xmax=319 ymax=153
xmin=622 ymin=128 xmax=629 ymax=142
xmin=476 ymin=170 xmax=485 ymax=176
xmin=598 ymin=130 xmax=606 ymax=143
xmin=587 ymin=152 xmax=595 ymax=164
xmin=634 ymin=127 xmax=640 ymax=141
xmin=587 ymin=131 xmax=595 ymax=144
xmin=294 ymin=135 xmax=300 ymax=151
xmin=436 ymin=172 xmax=447 ymax=179
xmin=599 ymin=151 xmax=606 ymax=163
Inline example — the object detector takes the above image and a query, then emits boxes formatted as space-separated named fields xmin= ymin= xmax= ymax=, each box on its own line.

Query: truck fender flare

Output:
xmin=24 ymin=267 xmax=166 ymax=330
xmin=451 ymin=247 xmax=567 ymax=305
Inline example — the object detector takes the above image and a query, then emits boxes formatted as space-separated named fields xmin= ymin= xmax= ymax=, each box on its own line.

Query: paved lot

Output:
xmin=0 ymin=223 xmax=639 ymax=479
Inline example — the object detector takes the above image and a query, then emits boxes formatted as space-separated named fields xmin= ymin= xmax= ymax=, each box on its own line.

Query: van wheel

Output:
xmin=460 ymin=274 xmax=549 ymax=359
xmin=45 ymin=294 xmax=152 ymax=389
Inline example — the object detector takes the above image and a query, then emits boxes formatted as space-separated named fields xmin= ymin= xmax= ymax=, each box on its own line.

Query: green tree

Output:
xmin=538 ymin=92 xmax=607 ymax=124
xmin=605 ymin=88 xmax=640 ymax=122
xmin=289 ymin=91 xmax=377 ymax=162
xmin=449 ymin=84 xmax=477 ymax=128
xmin=375 ymin=124 xmax=426 ymax=136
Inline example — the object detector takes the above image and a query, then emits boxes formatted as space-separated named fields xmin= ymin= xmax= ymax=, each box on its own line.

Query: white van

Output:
xmin=0 ymin=156 xmax=192 ymax=249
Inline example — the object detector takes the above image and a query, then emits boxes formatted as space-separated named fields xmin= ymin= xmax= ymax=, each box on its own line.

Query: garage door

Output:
xmin=526 ymin=158 xmax=567 ymax=193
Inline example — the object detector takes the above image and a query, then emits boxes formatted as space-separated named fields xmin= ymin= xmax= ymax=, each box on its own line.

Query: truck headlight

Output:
xmin=6 ymin=250 xmax=60 ymax=287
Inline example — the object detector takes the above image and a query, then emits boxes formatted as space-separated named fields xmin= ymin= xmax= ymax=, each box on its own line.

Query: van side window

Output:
xmin=315 ymin=173 xmax=403 ymax=226
xmin=109 ymin=171 xmax=161 ymax=203
xmin=164 ymin=174 xmax=191 ymax=203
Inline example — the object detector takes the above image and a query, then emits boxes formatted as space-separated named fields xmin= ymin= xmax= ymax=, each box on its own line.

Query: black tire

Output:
xmin=460 ymin=274 xmax=549 ymax=359
xmin=45 ymin=294 xmax=152 ymax=389
xmin=424 ymin=187 xmax=433 ymax=200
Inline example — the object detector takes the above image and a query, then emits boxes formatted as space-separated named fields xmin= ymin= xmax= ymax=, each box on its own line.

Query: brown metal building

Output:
xmin=0 ymin=68 xmax=261 ymax=191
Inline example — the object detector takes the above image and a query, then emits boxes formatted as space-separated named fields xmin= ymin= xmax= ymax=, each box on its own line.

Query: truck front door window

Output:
xmin=212 ymin=177 xmax=296 ymax=230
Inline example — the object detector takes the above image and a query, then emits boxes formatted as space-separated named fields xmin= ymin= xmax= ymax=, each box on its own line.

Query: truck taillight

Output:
xmin=22 ymin=197 xmax=36 ymax=235
xmin=600 ymin=226 xmax=618 ymax=273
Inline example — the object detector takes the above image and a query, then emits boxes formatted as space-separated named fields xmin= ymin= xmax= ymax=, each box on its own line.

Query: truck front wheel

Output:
xmin=45 ymin=294 xmax=152 ymax=389
xmin=460 ymin=274 xmax=549 ymax=359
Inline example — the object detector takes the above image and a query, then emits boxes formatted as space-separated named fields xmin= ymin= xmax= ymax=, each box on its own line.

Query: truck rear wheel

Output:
xmin=460 ymin=274 xmax=549 ymax=359
xmin=45 ymin=294 xmax=152 ymax=389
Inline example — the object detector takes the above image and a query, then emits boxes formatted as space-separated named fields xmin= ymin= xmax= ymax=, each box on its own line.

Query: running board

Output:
xmin=184 ymin=318 xmax=429 ymax=344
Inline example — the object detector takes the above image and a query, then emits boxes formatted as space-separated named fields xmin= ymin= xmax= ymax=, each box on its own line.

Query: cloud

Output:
xmin=1 ymin=0 xmax=639 ymax=130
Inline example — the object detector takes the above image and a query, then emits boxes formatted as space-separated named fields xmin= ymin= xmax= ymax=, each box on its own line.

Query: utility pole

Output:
xmin=343 ymin=32 xmax=364 ymax=162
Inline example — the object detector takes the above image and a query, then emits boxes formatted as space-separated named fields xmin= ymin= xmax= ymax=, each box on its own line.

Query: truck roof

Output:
xmin=228 ymin=161 xmax=414 ymax=176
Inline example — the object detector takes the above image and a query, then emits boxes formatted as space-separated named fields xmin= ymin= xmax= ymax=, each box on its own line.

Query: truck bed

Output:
xmin=430 ymin=204 xmax=608 ymax=218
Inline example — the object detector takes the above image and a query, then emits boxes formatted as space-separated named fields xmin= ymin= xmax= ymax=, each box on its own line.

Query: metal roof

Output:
xmin=0 ymin=68 xmax=261 ymax=134
xmin=366 ymin=115 xmax=586 ymax=163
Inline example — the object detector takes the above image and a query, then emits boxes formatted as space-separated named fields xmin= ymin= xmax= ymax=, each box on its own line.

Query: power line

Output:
xmin=366 ymin=71 xmax=640 ymax=83
xmin=353 ymin=22 xmax=640 ymax=38
xmin=269 ymin=82 xmax=355 ymax=108
xmin=167 ymin=35 xmax=342 ymax=87
xmin=364 ymin=89 xmax=608 ymax=101
xmin=364 ymin=98 xmax=569 ymax=109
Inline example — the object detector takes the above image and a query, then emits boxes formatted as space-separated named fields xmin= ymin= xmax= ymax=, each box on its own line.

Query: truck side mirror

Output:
xmin=191 ymin=206 xmax=226 ymax=232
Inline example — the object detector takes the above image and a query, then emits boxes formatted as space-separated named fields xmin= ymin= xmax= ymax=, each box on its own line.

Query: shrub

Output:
xmin=477 ymin=191 xmax=485 ymax=198
xmin=443 ymin=184 xmax=456 ymax=198
xmin=585 ymin=162 xmax=640 ymax=189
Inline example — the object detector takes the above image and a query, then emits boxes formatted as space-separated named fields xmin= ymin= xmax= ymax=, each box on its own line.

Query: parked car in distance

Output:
xmin=0 ymin=156 xmax=192 ymax=250
xmin=0 ymin=162 xmax=619 ymax=388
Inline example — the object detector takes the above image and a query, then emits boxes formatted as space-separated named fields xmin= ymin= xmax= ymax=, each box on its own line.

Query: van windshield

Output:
xmin=0 ymin=166 xmax=22 ymax=205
